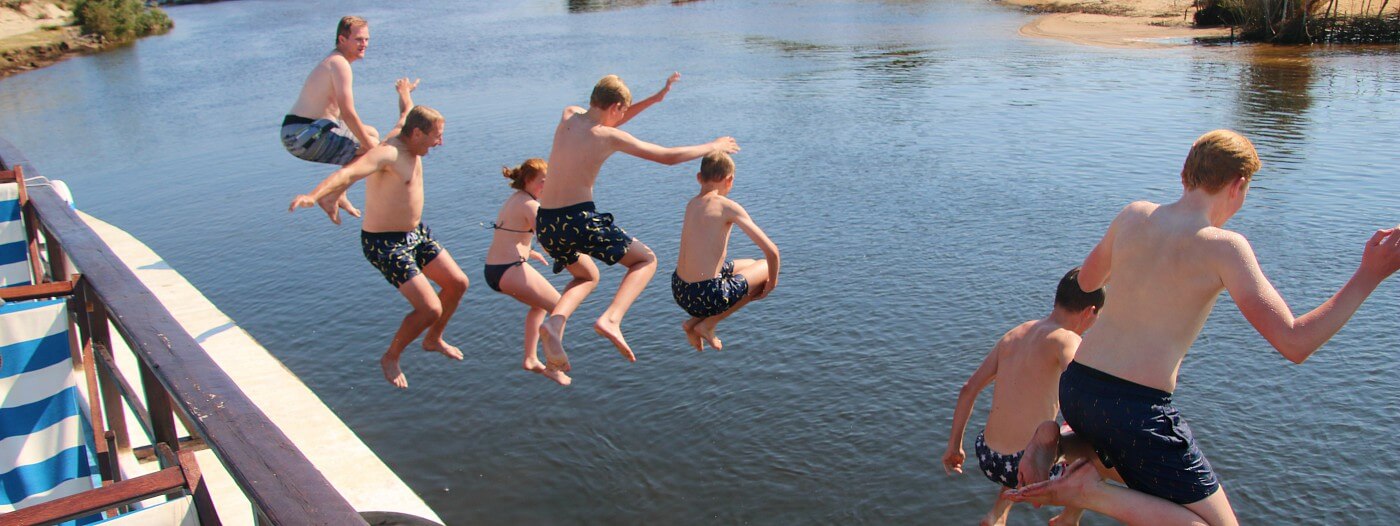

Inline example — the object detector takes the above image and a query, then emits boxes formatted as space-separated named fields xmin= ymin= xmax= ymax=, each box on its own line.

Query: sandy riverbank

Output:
xmin=0 ymin=1 xmax=103 ymax=79
xmin=1002 ymin=0 xmax=1379 ymax=48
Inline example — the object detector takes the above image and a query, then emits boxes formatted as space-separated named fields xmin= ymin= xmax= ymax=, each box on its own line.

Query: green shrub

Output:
xmin=74 ymin=0 xmax=173 ymax=44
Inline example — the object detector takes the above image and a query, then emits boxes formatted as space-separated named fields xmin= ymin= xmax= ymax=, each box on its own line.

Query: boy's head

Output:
xmin=697 ymin=152 xmax=735 ymax=191
xmin=335 ymin=16 xmax=369 ymax=57
xmin=590 ymin=75 xmax=632 ymax=114
xmin=402 ymin=106 xmax=445 ymax=155
xmin=1180 ymin=130 xmax=1260 ymax=194
xmin=1054 ymin=267 xmax=1105 ymax=333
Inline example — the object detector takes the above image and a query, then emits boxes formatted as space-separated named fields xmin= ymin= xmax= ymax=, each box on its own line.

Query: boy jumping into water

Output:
xmin=943 ymin=268 xmax=1103 ymax=526
xmin=1007 ymin=130 xmax=1400 ymax=525
xmin=289 ymin=81 xmax=470 ymax=389
xmin=281 ymin=16 xmax=379 ymax=219
xmin=536 ymin=72 xmax=739 ymax=375
xmin=673 ymin=152 xmax=780 ymax=351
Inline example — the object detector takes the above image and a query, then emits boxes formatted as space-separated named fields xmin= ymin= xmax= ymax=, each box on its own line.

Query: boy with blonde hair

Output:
xmin=1008 ymin=130 xmax=1400 ymax=525
xmin=943 ymin=268 xmax=1103 ymax=526
xmin=672 ymin=152 xmax=780 ymax=350
xmin=536 ymin=72 xmax=739 ymax=375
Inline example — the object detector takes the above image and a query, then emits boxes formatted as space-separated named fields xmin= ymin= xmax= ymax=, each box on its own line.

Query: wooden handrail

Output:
xmin=0 ymin=468 xmax=187 ymax=526
xmin=1 ymin=141 xmax=369 ymax=525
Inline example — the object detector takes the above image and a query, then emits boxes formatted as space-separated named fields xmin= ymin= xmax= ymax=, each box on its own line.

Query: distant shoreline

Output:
xmin=1 ymin=0 xmax=174 ymax=80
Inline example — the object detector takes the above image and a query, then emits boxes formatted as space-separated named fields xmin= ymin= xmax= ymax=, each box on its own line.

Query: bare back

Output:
xmin=361 ymin=140 xmax=423 ymax=233
xmin=676 ymin=193 xmax=736 ymax=281
xmin=541 ymin=108 xmax=615 ymax=208
xmin=486 ymin=191 xmax=537 ymax=264
xmin=984 ymin=320 xmax=1077 ymax=453
xmin=1076 ymin=201 xmax=1234 ymax=393
xmin=288 ymin=53 xmax=346 ymax=120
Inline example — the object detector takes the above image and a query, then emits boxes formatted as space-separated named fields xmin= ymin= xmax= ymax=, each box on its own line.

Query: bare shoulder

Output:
xmin=1042 ymin=327 xmax=1082 ymax=365
xmin=721 ymin=196 xmax=749 ymax=217
xmin=1120 ymin=200 xmax=1158 ymax=219
xmin=1200 ymin=226 xmax=1254 ymax=263
xmin=562 ymin=105 xmax=586 ymax=120
xmin=323 ymin=53 xmax=351 ymax=72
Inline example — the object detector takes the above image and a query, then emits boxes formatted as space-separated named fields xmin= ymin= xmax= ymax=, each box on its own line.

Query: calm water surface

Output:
xmin=2 ymin=1 xmax=1398 ymax=524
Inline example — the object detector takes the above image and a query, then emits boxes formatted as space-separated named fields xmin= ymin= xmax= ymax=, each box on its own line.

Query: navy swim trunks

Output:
xmin=535 ymin=201 xmax=632 ymax=274
xmin=1059 ymin=361 xmax=1220 ymax=504
xmin=671 ymin=260 xmax=750 ymax=318
xmin=974 ymin=429 xmax=1065 ymax=489
xmin=281 ymin=114 xmax=360 ymax=166
xmin=361 ymin=223 xmax=443 ymax=289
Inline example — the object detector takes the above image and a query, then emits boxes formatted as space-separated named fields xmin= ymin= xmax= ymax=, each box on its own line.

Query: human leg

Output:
xmin=593 ymin=238 xmax=657 ymax=362
xmin=981 ymin=487 xmax=1013 ymax=526
xmin=500 ymin=263 xmax=570 ymax=386
xmin=419 ymin=250 xmax=468 ymax=360
xmin=540 ymin=257 xmax=600 ymax=373
xmin=382 ymin=275 xmax=443 ymax=389
xmin=692 ymin=259 xmax=767 ymax=350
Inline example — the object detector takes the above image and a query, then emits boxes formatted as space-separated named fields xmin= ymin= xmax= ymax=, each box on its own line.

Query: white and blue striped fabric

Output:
xmin=0 ymin=182 xmax=33 ymax=287
xmin=0 ymin=297 xmax=100 ymax=524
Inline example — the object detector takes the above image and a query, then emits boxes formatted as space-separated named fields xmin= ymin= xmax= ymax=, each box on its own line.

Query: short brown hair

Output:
xmin=403 ymin=106 xmax=443 ymax=139
xmin=336 ymin=16 xmax=367 ymax=46
xmin=699 ymin=152 xmax=734 ymax=183
xmin=1180 ymin=130 xmax=1260 ymax=193
xmin=590 ymin=75 xmax=632 ymax=110
xmin=503 ymin=158 xmax=547 ymax=190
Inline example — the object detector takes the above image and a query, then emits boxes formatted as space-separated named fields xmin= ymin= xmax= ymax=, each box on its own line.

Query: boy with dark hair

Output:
xmin=943 ymin=267 xmax=1104 ymax=526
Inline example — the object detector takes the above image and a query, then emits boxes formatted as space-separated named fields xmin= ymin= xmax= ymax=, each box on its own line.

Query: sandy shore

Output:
xmin=0 ymin=1 xmax=93 ymax=79
xmin=1002 ymin=0 xmax=1378 ymax=48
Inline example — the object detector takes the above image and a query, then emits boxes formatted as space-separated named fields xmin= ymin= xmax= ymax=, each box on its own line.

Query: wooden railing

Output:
xmin=0 ymin=139 xmax=370 ymax=525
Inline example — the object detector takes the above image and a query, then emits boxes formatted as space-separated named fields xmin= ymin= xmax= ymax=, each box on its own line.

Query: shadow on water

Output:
xmin=566 ymin=0 xmax=702 ymax=13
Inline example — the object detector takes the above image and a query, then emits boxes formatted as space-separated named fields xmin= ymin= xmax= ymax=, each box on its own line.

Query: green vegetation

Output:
xmin=1195 ymin=0 xmax=1399 ymax=43
xmin=73 ymin=0 xmax=172 ymax=44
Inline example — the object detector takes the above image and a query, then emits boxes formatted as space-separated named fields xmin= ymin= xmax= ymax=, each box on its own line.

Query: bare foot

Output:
xmin=979 ymin=514 xmax=1006 ymax=526
xmin=1049 ymin=507 xmax=1084 ymax=526
xmin=541 ymin=366 xmax=572 ymax=386
xmin=540 ymin=316 xmax=571 ymax=372
xmin=694 ymin=317 xmax=722 ymax=351
xmin=380 ymin=355 xmax=408 ymax=389
xmin=523 ymin=356 xmax=546 ymax=374
xmin=681 ymin=318 xmax=703 ymax=352
xmin=1019 ymin=420 xmax=1061 ymax=486
xmin=423 ymin=340 xmax=464 ymax=360
xmin=1006 ymin=459 xmax=1101 ymax=509
xmin=593 ymin=317 xmax=636 ymax=362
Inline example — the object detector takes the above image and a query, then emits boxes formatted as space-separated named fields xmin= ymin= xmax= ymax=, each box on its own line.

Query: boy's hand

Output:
xmin=1359 ymin=226 xmax=1400 ymax=281
xmin=942 ymin=446 xmax=965 ymax=475
xmin=663 ymin=71 xmax=680 ymax=92
xmin=711 ymin=136 xmax=740 ymax=154
xmin=396 ymin=77 xmax=419 ymax=96
xmin=530 ymin=250 xmax=548 ymax=265
xmin=355 ymin=138 xmax=379 ymax=158
xmin=288 ymin=194 xmax=316 ymax=212
xmin=755 ymin=274 xmax=778 ymax=299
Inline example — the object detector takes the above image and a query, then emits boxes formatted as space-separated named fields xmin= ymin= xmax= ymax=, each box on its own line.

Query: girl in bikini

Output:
xmin=484 ymin=158 xmax=570 ymax=386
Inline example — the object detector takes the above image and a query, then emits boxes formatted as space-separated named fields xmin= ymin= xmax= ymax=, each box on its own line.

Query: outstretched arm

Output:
xmin=289 ymin=148 xmax=389 ymax=211
xmin=616 ymin=72 xmax=680 ymax=127
xmin=330 ymin=58 xmax=377 ymax=152
xmin=385 ymin=77 xmax=419 ymax=141
xmin=944 ymin=345 xmax=999 ymax=476
xmin=728 ymin=202 xmax=780 ymax=299
xmin=1219 ymin=227 xmax=1400 ymax=364
xmin=609 ymin=128 xmax=739 ymax=166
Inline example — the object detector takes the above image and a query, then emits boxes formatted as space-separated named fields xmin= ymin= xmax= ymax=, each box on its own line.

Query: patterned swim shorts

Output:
xmin=671 ymin=260 xmax=750 ymax=318
xmin=535 ymin=201 xmax=632 ymax=274
xmin=281 ymin=114 xmax=360 ymax=166
xmin=360 ymin=223 xmax=443 ymax=289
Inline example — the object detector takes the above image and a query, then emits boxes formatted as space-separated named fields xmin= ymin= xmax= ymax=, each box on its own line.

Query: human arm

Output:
xmin=1079 ymin=204 xmax=1141 ymax=292
xmin=616 ymin=72 xmax=680 ymax=127
xmin=943 ymin=345 xmax=999 ymax=475
xmin=1218 ymin=227 xmax=1400 ymax=364
xmin=609 ymin=129 xmax=739 ymax=166
xmin=329 ymin=58 xmax=377 ymax=152
xmin=728 ymin=201 xmax=780 ymax=299
xmin=288 ymin=147 xmax=389 ymax=210
xmin=525 ymin=200 xmax=548 ymax=265
xmin=384 ymin=77 xmax=419 ymax=141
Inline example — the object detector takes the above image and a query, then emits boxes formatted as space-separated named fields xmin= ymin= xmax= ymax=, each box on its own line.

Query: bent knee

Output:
xmin=445 ymin=273 xmax=470 ymax=293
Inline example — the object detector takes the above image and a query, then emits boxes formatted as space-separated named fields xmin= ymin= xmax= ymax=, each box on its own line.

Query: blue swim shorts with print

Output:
xmin=360 ymin=223 xmax=444 ymax=289
xmin=281 ymin=114 xmax=360 ymax=166
xmin=671 ymin=260 xmax=750 ymax=318
xmin=1059 ymin=360 xmax=1220 ymax=505
xmin=535 ymin=201 xmax=633 ymax=274
xmin=974 ymin=429 xmax=1065 ymax=489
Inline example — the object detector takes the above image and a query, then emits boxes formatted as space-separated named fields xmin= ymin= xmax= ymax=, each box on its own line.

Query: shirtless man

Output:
xmin=289 ymin=86 xmax=469 ymax=389
xmin=281 ymin=16 xmax=379 ymax=219
xmin=535 ymin=72 xmax=739 ymax=375
xmin=672 ymin=152 xmax=780 ymax=351
xmin=1007 ymin=130 xmax=1400 ymax=525
xmin=942 ymin=268 xmax=1102 ymax=526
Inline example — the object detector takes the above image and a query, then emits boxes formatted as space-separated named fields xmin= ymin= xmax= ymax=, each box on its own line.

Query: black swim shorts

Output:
xmin=975 ymin=429 xmax=1065 ymax=490
xmin=1059 ymin=361 xmax=1220 ymax=505
xmin=535 ymin=201 xmax=632 ymax=274
xmin=361 ymin=223 xmax=444 ymax=289
xmin=671 ymin=260 xmax=750 ymax=318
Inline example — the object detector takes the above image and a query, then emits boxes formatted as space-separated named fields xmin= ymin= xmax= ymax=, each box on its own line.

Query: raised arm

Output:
xmin=385 ymin=77 xmax=419 ymax=141
xmin=944 ymin=344 xmax=1000 ymax=476
xmin=289 ymin=147 xmax=390 ymax=216
xmin=1218 ymin=227 xmax=1400 ymax=364
xmin=616 ymin=72 xmax=680 ymax=127
xmin=609 ymin=128 xmax=739 ymax=166
xmin=728 ymin=201 xmax=780 ymax=299
xmin=329 ymin=58 xmax=377 ymax=151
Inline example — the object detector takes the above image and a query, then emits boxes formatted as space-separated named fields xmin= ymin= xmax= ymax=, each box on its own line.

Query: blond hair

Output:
xmin=699 ymin=152 xmax=734 ymax=183
xmin=1180 ymin=130 xmax=1260 ymax=193
xmin=590 ymin=75 xmax=632 ymax=110
xmin=403 ymin=106 xmax=443 ymax=139
xmin=336 ymin=16 xmax=367 ymax=46
xmin=503 ymin=158 xmax=547 ymax=190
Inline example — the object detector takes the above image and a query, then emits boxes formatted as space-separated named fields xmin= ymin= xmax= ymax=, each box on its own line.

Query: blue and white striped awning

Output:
xmin=0 ymin=297 xmax=100 ymax=524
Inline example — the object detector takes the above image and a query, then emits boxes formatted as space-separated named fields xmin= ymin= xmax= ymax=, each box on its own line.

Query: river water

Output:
xmin=2 ymin=1 xmax=1398 ymax=524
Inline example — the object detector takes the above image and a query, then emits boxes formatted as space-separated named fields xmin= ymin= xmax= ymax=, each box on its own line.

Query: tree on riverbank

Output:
xmin=1195 ymin=0 xmax=1399 ymax=43
xmin=74 ymin=0 xmax=171 ymax=44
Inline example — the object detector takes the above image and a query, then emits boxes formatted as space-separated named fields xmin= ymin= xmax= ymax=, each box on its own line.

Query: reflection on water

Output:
xmin=1234 ymin=47 xmax=1313 ymax=152
xmin=566 ymin=0 xmax=697 ymax=13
